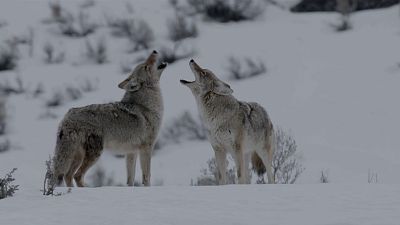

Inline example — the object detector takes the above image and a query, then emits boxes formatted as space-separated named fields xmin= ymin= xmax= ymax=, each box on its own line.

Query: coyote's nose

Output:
xmin=190 ymin=59 xmax=194 ymax=63
xmin=152 ymin=50 xmax=158 ymax=54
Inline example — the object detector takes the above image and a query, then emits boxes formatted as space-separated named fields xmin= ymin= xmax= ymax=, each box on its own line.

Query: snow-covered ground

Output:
xmin=0 ymin=0 xmax=400 ymax=224
xmin=1 ymin=184 xmax=400 ymax=225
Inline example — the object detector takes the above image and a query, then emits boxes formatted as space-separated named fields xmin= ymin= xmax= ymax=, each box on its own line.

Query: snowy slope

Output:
xmin=0 ymin=0 xmax=400 ymax=223
xmin=1 ymin=185 xmax=400 ymax=225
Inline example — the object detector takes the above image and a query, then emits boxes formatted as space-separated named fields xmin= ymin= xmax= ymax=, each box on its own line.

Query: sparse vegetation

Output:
xmin=106 ymin=17 xmax=135 ymax=37
xmin=159 ymin=43 xmax=195 ymax=64
xmin=167 ymin=13 xmax=198 ymax=42
xmin=128 ymin=20 xmax=154 ymax=51
xmin=54 ymin=7 xmax=97 ymax=38
xmin=186 ymin=0 xmax=265 ymax=23
xmin=0 ymin=168 xmax=19 ymax=199
xmin=43 ymin=42 xmax=65 ymax=64
xmin=0 ymin=138 xmax=10 ymax=153
xmin=48 ymin=2 xmax=64 ymax=23
xmin=89 ymin=166 xmax=114 ymax=187
xmin=46 ymin=91 xmax=65 ymax=108
xmin=46 ymin=80 xmax=97 ymax=108
xmin=158 ymin=111 xmax=206 ymax=148
xmin=320 ymin=169 xmax=329 ymax=183
xmin=0 ymin=42 xmax=18 ymax=71
xmin=368 ymin=169 xmax=378 ymax=183
xmin=0 ymin=77 xmax=25 ymax=96
xmin=107 ymin=17 xmax=154 ymax=52
xmin=0 ymin=97 xmax=10 ymax=153
xmin=334 ymin=0 xmax=357 ymax=31
xmin=192 ymin=157 xmax=236 ymax=186
xmin=43 ymin=157 xmax=55 ymax=195
xmin=272 ymin=127 xmax=304 ymax=184
xmin=226 ymin=56 xmax=266 ymax=80
xmin=80 ymin=78 xmax=98 ymax=93
xmin=43 ymin=156 xmax=64 ymax=196
xmin=85 ymin=38 xmax=108 ymax=64
xmin=0 ymin=98 xmax=6 ymax=136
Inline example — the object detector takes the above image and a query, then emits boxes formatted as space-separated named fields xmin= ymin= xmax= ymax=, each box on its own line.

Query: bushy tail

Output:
xmin=50 ymin=129 xmax=77 ymax=187
xmin=251 ymin=152 xmax=266 ymax=176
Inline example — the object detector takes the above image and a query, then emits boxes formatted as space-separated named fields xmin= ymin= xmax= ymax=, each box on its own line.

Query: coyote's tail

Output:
xmin=50 ymin=128 xmax=78 ymax=186
xmin=251 ymin=152 xmax=266 ymax=176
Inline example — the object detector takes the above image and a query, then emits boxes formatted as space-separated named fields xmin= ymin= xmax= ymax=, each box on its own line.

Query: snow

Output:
xmin=0 ymin=0 xmax=400 ymax=223
xmin=1 ymin=185 xmax=400 ymax=225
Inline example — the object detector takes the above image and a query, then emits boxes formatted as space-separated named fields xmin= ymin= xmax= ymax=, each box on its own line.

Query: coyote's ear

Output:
xmin=118 ymin=78 xmax=129 ymax=89
xmin=213 ymin=80 xmax=233 ymax=95
xmin=118 ymin=78 xmax=141 ymax=92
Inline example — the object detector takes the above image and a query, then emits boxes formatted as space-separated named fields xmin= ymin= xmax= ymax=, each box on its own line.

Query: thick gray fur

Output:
xmin=181 ymin=60 xmax=275 ymax=184
xmin=51 ymin=51 xmax=166 ymax=187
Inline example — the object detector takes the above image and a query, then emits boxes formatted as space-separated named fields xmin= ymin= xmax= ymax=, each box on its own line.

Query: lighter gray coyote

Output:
xmin=180 ymin=59 xmax=275 ymax=184
xmin=51 ymin=51 xmax=166 ymax=187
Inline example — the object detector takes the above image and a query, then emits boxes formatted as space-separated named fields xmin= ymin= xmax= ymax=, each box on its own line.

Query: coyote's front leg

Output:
xmin=213 ymin=145 xmax=227 ymax=185
xmin=126 ymin=152 xmax=138 ymax=186
xmin=140 ymin=149 xmax=152 ymax=186
xmin=233 ymin=142 xmax=249 ymax=184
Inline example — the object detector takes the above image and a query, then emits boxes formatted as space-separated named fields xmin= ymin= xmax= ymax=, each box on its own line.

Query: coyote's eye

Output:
xmin=201 ymin=71 xmax=206 ymax=76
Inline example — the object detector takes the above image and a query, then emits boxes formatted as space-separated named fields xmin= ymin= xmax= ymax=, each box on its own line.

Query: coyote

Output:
xmin=180 ymin=59 xmax=275 ymax=184
xmin=51 ymin=51 xmax=166 ymax=187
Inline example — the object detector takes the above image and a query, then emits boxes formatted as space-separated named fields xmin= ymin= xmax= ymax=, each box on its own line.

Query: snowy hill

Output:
xmin=0 ymin=0 xmax=400 ymax=223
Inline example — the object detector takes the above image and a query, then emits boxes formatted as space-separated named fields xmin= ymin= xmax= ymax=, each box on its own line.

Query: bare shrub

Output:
xmin=106 ymin=17 xmax=135 ymax=37
xmin=89 ymin=166 xmax=114 ymax=187
xmin=0 ymin=98 xmax=6 ymax=136
xmin=159 ymin=43 xmax=195 ymax=64
xmin=368 ymin=169 xmax=378 ymax=183
xmin=272 ymin=127 xmax=304 ymax=184
xmin=334 ymin=0 xmax=357 ymax=31
xmin=167 ymin=13 xmax=198 ymax=42
xmin=38 ymin=110 xmax=58 ymax=120
xmin=80 ymin=0 xmax=96 ymax=9
xmin=65 ymin=86 xmax=82 ymax=101
xmin=46 ymin=91 xmax=65 ymax=108
xmin=58 ymin=10 xmax=97 ymax=37
xmin=85 ymin=38 xmax=108 ymax=64
xmin=159 ymin=111 xmax=206 ymax=148
xmin=106 ymin=17 xmax=154 ymax=52
xmin=129 ymin=20 xmax=154 ymax=52
xmin=43 ymin=42 xmax=65 ymax=64
xmin=46 ymin=87 xmax=80 ymax=107
xmin=0 ymin=42 xmax=18 ymax=71
xmin=46 ymin=80 xmax=96 ymax=108
xmin=33 ymin=83 xmax=45 ymax=98
xmin=43 ymin=157 xmax=55 ymax=195
xmin=0 ymin=77 xmax=25 ymax=96
xmin=0 ymin=97 xmax=9 ymax=153
xmin=320 ymin=169 xmax=329 ymax=183
xmin=186 ymin=0 xmax=265 ymax=23
xmin=48 ymin=1 xmax=64 ymax=23
xmin=0 ymin=138 xmax=10 ymax=153
xmin=0 ymin=97 xmax=10 ymax=153
xmin=0 ymin=168 xmax=19 ymax=199
xmin=80 ymin=78 xmax=98 ymax=92
xmin=227 ymin=56 xmax=266 ymax=80
xmin=43 ymin=156 xmax=64 ymax=196
xmin=192 ymin=158 xmax=236 ymax=186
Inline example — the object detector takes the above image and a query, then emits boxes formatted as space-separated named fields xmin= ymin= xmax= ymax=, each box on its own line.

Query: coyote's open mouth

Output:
xmin=157 ymin=62 xmax=167 ymax=70
xmin=180 ymin=79 xmax=194 ymax=84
